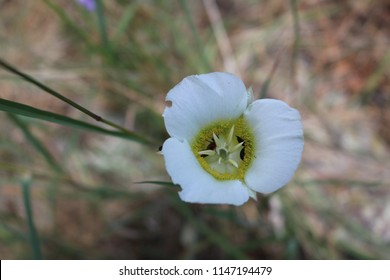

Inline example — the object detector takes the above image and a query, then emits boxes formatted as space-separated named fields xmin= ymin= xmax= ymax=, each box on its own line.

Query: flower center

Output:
xmin=191 ymin=117 xmax=255 ymax=181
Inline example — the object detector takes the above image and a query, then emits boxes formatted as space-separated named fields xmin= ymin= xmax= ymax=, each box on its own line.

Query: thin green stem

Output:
xmin=179 ymin=0 xmax=211 ymax=71
xmin=259 ymin=52 xmax=281 ymax=99
xmin=8 ymin=114 xmax=63 ymax=173
xmin=112 ymin=3 xmax=138 ymax=45
xmin=359 ymin=47 xmax=390 ymax=104
xmin=169 ymin=194 xmax=249 ymax=259
xmin=290 ymin=0 xmax=300 ymax=83
xmin=0 ymin=98 xmax=152 ymax=145
xmin=0 ymin=58 xmax=152 ymax=145
xmin=100 ymin=118 xmax=134 ymax=136
xmin=21 ymin=177 xmax=43 ymax=259
xmin=0 ymin=58 xmax=102 ymax=121
xmin=43 ymin=0 xmax=95 ymax=51
xmin=95 ymin=0 xmax=114 ymax=62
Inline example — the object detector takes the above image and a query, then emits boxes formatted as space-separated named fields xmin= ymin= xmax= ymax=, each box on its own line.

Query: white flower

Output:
xmin=161 ymin=72 xmax=303 ymax=206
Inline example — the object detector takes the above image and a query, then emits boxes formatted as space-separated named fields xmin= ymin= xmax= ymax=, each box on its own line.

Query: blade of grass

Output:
xmin=0 ymin=221 xmax=30 ymax=243
xmin=259 ymin=51 xmax=281 ymax=99
xmin=0 ymin=59 xmax=152 ymax=145
xmin=290 ymin=0 xmax=300 ymax=86
xmin=297 ymin=178 xmax=384 ymax=188
xmin=95 ymin=0 xmax=114 ymax=62
xmin=359 ymin=47 xmax=390 ymax=104
xmin=178 ymin=0 xmax=211 ymax=72
xmin=7 ymin=113 xmax=63 ymax=173
xmin=0 ymin=58 xmax=103 ymax=122
xmin=21 ymin=177 xmax=43 ymax=259
xmin=135 ymin=180 xmax=179 ymax=188
xmin=0 ymin=98 xmax=151 ymax=144
xmin=203 ymin=0 xmax=239 ymax=74
xmin=169 ymin=194 xmax=249 ymax=259
xmin=112 ymin=3 xmax=138 ymax=45
xmin=43 ymin=0 xmax=95 ymax=51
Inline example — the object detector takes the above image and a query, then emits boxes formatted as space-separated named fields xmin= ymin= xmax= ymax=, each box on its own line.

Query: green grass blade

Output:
xmin=135 ymin=181 xmax=179 ymax=188
xmin=43 ymin=0 xmax=95 ymax=51
xmin=359 ymin=47 xmax=390 ymax=104
xmin=112 ymin=3 xmax=138 ymax=45
xmin=21 ymin=177 xmax=43 ymax=259
xmin=95 ymin=0 xmax=114 ymax=62
xmin=7 ymin=114 xmax=63 ymax=173
xmin=259 ymin=80 xmax=270 ymax=99
xmin=290 ymin=0 xmax=300 ymax=81
xmin=0 ymin=98 xmax=151 ymax=144
xmin=259 ymin=54 xmax=280 ymax=99
xmin=169 ymin=195 xmax=249 ymax=259
xmin=179 ymin=0 xmax=211 ymax=72
xmin=0 ymin=58 xmax=150 ymax=144
xmin=0 ymin=58 xmax=102 ymax=122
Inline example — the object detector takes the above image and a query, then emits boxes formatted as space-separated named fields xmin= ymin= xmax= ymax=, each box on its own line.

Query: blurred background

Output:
xmin=0 ymin=0 xmax=390 ymax=259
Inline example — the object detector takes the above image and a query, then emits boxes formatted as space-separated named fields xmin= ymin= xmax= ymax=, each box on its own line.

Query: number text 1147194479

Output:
xmin=212 ymin=266 xmax=272 ymax=276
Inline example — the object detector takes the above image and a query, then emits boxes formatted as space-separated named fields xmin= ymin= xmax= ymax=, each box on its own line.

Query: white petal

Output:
xmin=162 ymin=137 xmax=250 ymax=205
xmin=163 ymin=72 xmax=248 ymax=141
xmin=244 ymin=99 xmax=303 ymax=193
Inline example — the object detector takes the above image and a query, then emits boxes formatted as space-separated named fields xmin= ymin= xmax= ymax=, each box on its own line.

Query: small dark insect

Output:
xmin=201 ymin=138 xmax=216 ymax=158
xmin=158 ymin=145 xmax=162 ymax=152
xmin=236 ymin=136 xmax=245 ymax=160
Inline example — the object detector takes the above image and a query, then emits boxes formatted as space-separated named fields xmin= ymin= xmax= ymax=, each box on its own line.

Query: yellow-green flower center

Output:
xmin=191 ymin=117 xmax=255 ymax=180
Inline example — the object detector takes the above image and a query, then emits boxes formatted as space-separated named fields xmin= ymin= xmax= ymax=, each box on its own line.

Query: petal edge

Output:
xmin=162 ymin=137 xmax=250 ymax=205
xmin=244 ymin=99 xmax=304 ymax=193
xmin=163 ymin=72 xmax=248 ymax=141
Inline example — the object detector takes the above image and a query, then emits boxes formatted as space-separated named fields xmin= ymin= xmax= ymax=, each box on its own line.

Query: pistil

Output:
xmin=191 ymin=117 xmax=255 ymax=180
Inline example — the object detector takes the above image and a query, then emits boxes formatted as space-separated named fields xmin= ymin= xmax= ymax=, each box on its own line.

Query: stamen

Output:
xmin=228 ymin=159 xmax=239 ymax=168
xmin=227 ymin=125 xmax=235 ymax=144
xmin=202 ymin=125 xmax=244 ymax=169
xmin=230 ymin=142 xmax=243 ymax=152
xmin=191 ymin=116 xmax=254 ymax=180
xmin=198 ymin=150 xmax=216 ymax=156
xmin=213 ymin=133 xmax=223 ymax=147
